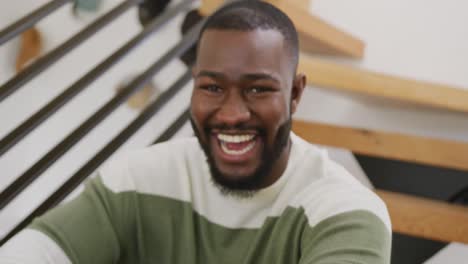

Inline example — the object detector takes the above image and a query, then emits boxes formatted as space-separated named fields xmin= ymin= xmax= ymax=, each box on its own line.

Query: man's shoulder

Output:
xmin=289 ymin=135 xmax=391 ymax=232
xmin=295 ymin=161 xmax=391 ymax=232
xmin=97 ymin=137 xmax=203 ymax=196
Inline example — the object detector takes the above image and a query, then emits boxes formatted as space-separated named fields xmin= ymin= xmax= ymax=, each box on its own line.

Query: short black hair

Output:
xmin=198 ymin=0 xmax=299 ymax=70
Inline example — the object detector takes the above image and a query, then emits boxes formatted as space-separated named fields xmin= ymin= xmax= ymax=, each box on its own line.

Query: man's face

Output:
xmin=190 ymin=29 xmax=304 ymax=195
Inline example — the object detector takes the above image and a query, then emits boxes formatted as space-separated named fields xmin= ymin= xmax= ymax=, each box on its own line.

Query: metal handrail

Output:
xmin=0 ymin=0 xmax=192 ymax=157
xmin=0 ymin=20 xmax=203 ymax=210
xmin=0 ymin=71 xmax=192 ymax=245
xmin=0 ymin=0 xmax=73 ymax=45
xmin=0 ymin=0 xmax=139 ymax=103
xmin=152 ymin=108 xmax=190 ymax=144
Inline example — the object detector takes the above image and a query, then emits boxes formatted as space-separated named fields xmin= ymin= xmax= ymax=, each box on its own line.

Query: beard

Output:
xmin=190 ymin=116 xmax=292 ymax=199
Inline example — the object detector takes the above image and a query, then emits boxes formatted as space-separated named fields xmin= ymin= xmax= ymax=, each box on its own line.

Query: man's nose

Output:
xmin=215 ymin=91 xmax=251 ymax=126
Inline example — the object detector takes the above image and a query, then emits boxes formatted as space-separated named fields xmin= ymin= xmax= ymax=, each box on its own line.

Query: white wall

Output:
xmin=1 ymin=0 xmax=467 ymax=261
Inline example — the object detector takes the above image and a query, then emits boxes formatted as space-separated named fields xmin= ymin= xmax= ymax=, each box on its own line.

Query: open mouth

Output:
xmin=208 ymin=131 xmax=263 ymax=177
xmin=217 ymin=133 xmax=257 ymax=156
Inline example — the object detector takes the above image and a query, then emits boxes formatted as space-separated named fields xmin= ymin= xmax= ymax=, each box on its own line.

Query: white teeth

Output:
xmin=220 ymin=140 xmax=256 ymax=155
xmin=217 ymin=133 xmax=257 ymax=156
xmin=217 ymin=134 xmax=255 ymax=143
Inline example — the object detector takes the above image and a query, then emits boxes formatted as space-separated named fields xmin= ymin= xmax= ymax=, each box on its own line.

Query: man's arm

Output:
xmin=299 ymin=210 xmax=392 ymax=264
xmin=0 ymin=229 xmax=71 ymax=263
xmin=0 ymin=176 xmax=122 ymax=263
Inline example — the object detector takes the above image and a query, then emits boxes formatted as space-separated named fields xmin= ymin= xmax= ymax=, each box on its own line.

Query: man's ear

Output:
xmin=290 ymin=73 xmax=306 ymax=114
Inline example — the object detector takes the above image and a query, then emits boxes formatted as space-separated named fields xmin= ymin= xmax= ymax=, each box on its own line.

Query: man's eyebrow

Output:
xmin=241 ymin=73 xmax=280 ymax=83
xmin=195 ymin=71 xmax=280 ymax=83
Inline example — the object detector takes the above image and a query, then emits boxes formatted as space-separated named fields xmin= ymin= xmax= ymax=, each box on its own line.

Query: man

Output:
xmin=0 ymin=1 xmax=391 ymax=263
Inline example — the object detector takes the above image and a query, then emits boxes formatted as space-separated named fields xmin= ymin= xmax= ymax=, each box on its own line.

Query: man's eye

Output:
xmin=200 ymin=84 xmax=222 ymax=93
xmin=248 ymin=86 xmax=273 ymax=94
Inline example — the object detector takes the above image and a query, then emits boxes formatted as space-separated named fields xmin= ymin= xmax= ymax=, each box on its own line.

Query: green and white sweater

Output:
xmin=1 ymin=134 xmax=391 ymax=263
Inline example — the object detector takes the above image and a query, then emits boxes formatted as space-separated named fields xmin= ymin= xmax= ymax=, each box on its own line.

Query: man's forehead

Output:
xmin=198 ymin=28 xmax=286 ymax=48
xmin=195 ymin=29 xmax=292 ymax=77
xmin=197 ymin=29 xmax=288 ymax=63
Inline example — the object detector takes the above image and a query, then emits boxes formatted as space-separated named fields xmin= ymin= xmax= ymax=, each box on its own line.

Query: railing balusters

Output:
xmin=0 ymin=20 xmax=204 ymax=210
xmin=0 ymin=0 xmax=73 ymax=45
xmin=0 ymin=0 xmax=139 ymax=103
xmin=0 ymin=0 xmax=192 ymax=157
xmin=0 ymin=71 xmax=192 ymax=245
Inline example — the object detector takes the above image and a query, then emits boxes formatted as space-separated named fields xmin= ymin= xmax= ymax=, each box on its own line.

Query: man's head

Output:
xmin=190 ymin=0 xmax=306 ymax=197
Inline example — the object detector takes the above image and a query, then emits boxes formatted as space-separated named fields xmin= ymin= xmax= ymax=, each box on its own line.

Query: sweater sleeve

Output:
xmin=0 ymin=229 xmax=72 ymax=264
xmin=299 ymin=210 xmax=392 ymax=264
xmin=27 ymin=176 xmax=126 ymax=263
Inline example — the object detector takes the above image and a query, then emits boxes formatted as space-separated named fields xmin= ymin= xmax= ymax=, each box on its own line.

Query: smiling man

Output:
xmin=0 ymin=1 xmax=391 ymax=263
xmin=191 ymin=25 xmax=298 ymax=196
